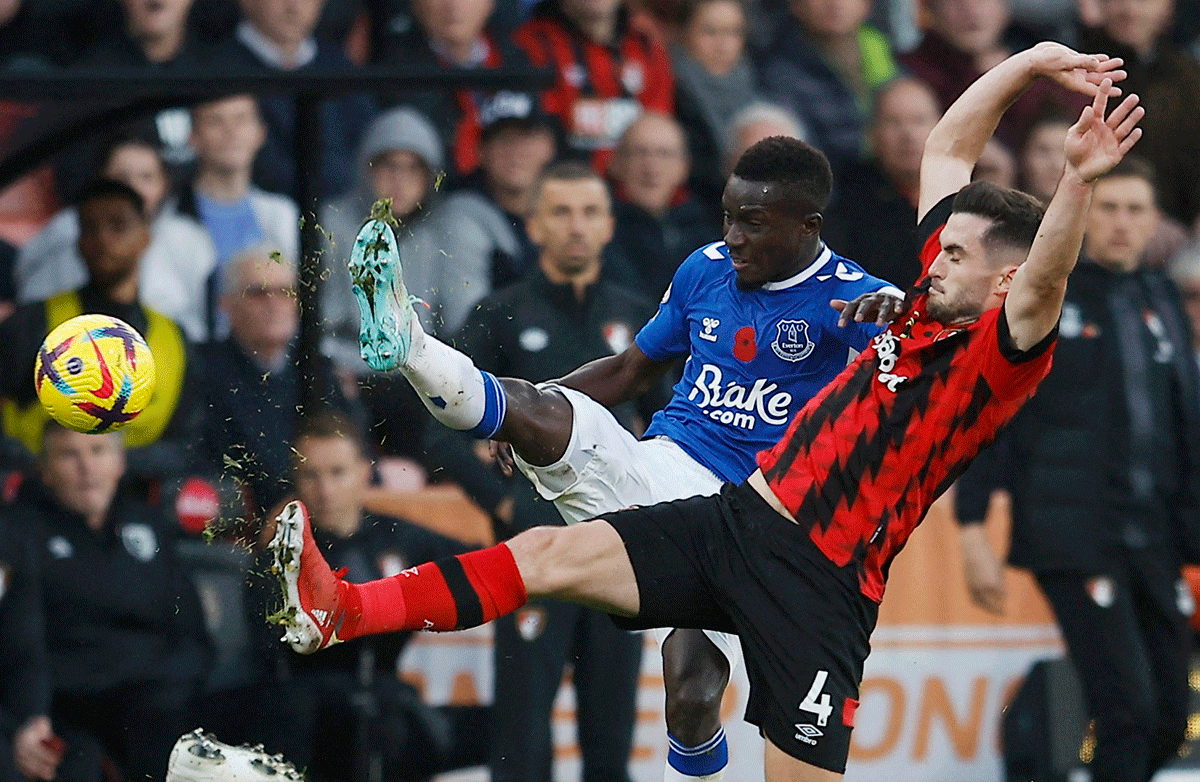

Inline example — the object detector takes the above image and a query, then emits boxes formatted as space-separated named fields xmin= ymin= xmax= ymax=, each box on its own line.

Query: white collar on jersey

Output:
xmin=760 ymin=244 xmax=833 ymax=291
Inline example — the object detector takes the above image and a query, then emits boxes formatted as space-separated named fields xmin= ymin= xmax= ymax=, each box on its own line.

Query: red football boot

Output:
xmin=267 ymin=500 xmax=349 ymax=653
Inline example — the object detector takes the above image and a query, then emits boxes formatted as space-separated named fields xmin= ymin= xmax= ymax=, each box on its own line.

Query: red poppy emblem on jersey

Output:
xmin=734 ymin=327 xmax=757 ymax=362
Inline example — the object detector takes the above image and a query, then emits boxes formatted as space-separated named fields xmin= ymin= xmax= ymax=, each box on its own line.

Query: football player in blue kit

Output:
xmin=346 ymin=136 xmax=902 ymax=781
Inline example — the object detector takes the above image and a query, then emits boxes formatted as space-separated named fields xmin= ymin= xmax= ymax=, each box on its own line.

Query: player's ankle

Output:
xmin=665 ymin=729 xmax=728 ymax=781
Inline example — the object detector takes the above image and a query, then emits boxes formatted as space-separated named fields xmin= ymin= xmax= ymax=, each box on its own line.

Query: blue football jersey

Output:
xmin=637 ymin=241 xmax=900 ymax=483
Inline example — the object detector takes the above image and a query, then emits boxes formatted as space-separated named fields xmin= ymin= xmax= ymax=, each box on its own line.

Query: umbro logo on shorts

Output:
xmin=794 ymin=724 xmax=823 ymax=745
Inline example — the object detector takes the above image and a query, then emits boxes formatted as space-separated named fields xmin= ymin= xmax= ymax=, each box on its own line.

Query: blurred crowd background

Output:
xmin=1 ymin=0 xmax=1200 ymax=781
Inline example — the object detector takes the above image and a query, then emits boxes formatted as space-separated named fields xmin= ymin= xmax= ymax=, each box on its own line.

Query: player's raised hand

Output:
xmin=1024 ymin=41 xmax=1126 ymax=96
xmin=832 ymin=291 xmax=904 ymax=328
xmin=1064 ymin=79 xmax=1144 ymax=183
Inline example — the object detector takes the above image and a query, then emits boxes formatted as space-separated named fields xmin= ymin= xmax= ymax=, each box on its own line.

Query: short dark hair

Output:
xmin=293 ymin=410 xmax=370 ymax=461
xmin=531 ymin=160 xmax=611 ymax=209
xmin=731 ymin=136 xmax=833 ymax=211
xmin=98 ymin=131 xmax=163 ymax=174
xmin=951 ymin=180 xmax=1045 ymax=259
xmin=680 ymin=0 xmax=746 ymax=25
xmin=1096 ymin=155 xmax=1157 ymax=192
xmin=75 ymin=178 xmax=146 ymax=218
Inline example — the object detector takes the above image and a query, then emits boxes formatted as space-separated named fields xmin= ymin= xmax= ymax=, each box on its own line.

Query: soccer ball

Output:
xmin=35 ymin=314 xmax=156 ymax=435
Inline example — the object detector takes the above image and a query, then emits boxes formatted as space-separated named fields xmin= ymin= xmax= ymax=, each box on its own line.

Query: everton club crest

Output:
xmin=772 ymin=320 xmax=815 ymax=362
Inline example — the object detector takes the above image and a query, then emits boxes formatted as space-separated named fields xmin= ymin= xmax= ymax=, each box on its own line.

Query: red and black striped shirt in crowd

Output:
xmin=514 ymin=1 xmax=674 ymax=173
xmin=756 ymin=195 xmax=1057 ymax=602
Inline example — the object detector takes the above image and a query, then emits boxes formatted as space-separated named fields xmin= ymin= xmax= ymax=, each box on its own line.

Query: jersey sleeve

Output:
xmin=981 ymin=305 xmax=1058 ymax=401
xmin=634 ymin=245 xmax=710 ymax=360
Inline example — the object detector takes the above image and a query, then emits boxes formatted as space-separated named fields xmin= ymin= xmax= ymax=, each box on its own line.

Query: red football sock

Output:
xmin=338 ymin=543 xmax=527 ymax=638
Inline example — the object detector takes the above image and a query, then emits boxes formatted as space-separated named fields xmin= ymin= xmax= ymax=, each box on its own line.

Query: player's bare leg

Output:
xmin=268 ymin=500 xmax=639 ymax=653
xmin=764 ymin=739 xmax=842 ymax=782
xmin=662 ymin=630 xmax=732 ymax=778
xmin=349 ymin=215 xmax=574 ymax=466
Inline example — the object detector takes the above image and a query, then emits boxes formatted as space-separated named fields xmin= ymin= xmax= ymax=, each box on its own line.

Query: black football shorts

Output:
xmin=601 ymin=482 xmax=879 ymax=773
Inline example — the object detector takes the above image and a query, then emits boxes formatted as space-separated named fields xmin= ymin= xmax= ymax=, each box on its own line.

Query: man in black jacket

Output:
xmin=8 ymin=422 xmax=211 ymax=782
xmin=449 ymin=161 xmax=662 ymax=782
xmin=955 ymin=156 xmax=1200 ymax=782
xmin=250 ymin=412 xmax=487 ymax=781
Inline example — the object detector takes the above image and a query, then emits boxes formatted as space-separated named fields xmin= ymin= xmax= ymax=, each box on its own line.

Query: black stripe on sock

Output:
xmin=438 ymin=557 xmax=483 ymax=629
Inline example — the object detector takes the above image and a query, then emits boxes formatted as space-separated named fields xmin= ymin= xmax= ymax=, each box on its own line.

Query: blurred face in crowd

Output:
xmin=239 ymin=0 xmax=325 ymax=50
xmin=930 ymin=0 xmax=1009 ymax=56
xmin=1102 ymin=0 xmax=1173 ymax=53
xmin=725 ymin=112 xmax=804 ymax=174
xmin=122 ymin=0 xmax=193 ymax=42
xmin=972 ymin=139 xmax=1016 ymax=190
xmin=1084 ymin=175 xmax=1159 ymax=272
xmin=78 ymin=195 xmax=150 ymax=289
xmin=1019 ymin=120 xmax=1070 ymax=205
xmin=789 ymin=0 xmax=869 ymax=39
xmin=41 ymin=429 xmax=125 ymax=530
xmin=412 ymin=0 xmax=494 ymax=50
xmin=103 ymin=142 xmax=169 ymax=215
xmin=871 ymin=79 xmax=940 ymax=188
xmin=293 ymin=434 xmax=371 ymax=539
xmin=0 ymin=0 xmax=20 ymax=26
xmin=224 ymin=254 xmax=299 ymax=359
xmin=191 ymin=95 xmax=267 ymax=177
xmin=480 ymin=125 xmax=556 ymax=201
xmin=684 ymin=0 xmax=747 ymax=77
xmin=369 ymin=150 xmax=429 ymax=220
xmin=612 ymin=113 xmax=689 ymax=216
xmin=528 ymin=176 xmax=614 ymax=278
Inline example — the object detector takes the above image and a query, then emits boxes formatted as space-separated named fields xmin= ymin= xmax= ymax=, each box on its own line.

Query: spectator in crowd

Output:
xmin=321 ymin=106 xmax=482 ymax=354
xmin=609 ymin=111 xmax=718 ymax=298
xmin=955 ymin=157 xmax=1200 ymax=782
xmin=438 ymin=100 xmax=557 ymax=291
xmin=515 ymin=0 xmax=675 ymax=172
xmin=200 ymin=247 xmax=360 ymax=517
xmin=209 ymin=0 xmax=376 ymax=198
xmin=175 ymin=93 xmax=300 ymax=337
xmin=1168 ymin=244 xmax=1200 ymax=366
xmin=972 ymin=136 xmax=1017 ymax=189
xmin=722 ymin=100 xmax=807 ymax=172
xmin=1078 ymin=0 xmax=1200 ymax=228
xmin=17 ymin=135 xmax=216 ymax=341
xmin=248 ymin=412 xmax=489 ymax=781
xmin=1017 ymin=111 xmax=1190 ymax=267
xmin=757 ymin=0 xmax=898 ymax=159
xmin=8 ymin=422 xmax=211 ymax=782
xmin=451 ymin=160 xmax=656 ymax=782
xmin=899 ymin=0 xmax=1083 ymax=154
xmin=377 ymin=0 xmax=542 ymax=178
xmin=77 ymin=0 xmax=205 ymax=68
xmin=320 ymin=108 xmax=464 ymax=461
xmin=1017 ymin=113 xmax=1073 ymax=204
xmin=0 ymin=179 xmax=203 ymax=481
xmin=2 ymin=516 xmax=49 ymax=782
xmin=670 ymin=0 xmax=762 ymax=216
xmin=824 ymin=76 xmax=941 ymax=288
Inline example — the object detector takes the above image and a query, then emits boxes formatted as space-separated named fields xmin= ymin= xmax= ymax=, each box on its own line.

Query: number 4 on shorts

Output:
xmin=799 ymin=670 xmax=833 ymax=727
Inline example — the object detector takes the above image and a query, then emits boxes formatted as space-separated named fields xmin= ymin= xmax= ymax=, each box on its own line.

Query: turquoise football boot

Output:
xmin=348 ymin=209 xmax=418 ymax=371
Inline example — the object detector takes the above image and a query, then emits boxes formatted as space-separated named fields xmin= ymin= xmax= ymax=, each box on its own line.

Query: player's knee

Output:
xmin=665 ymin=675 xmax=724 ymax=743
xmin=508 ymin=525 xmax=589 ymax=596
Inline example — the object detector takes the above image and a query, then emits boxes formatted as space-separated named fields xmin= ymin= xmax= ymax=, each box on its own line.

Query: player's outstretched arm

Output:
xmin=1005 ymin=80 xmax=1144 ymax=351
xmin=556 ymin=343 xmax=676 ymax=408
xmin=919 ymin=42 xmax=1125 ymax=221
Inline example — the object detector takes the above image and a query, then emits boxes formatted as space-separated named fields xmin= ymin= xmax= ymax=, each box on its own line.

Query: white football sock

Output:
xmin=398 ymin=319 xmax=505 ymax=438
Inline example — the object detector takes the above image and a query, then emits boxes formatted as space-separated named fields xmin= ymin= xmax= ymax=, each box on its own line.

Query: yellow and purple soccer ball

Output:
xmin=34 ymin=314 xmax=156 ymax=434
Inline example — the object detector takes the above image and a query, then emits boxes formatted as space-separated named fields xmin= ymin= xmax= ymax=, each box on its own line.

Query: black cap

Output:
xmin=480 ymin=91 xmax=554 ymax=143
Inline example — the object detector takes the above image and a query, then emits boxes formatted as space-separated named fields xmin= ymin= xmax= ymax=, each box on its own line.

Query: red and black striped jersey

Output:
xmin=756 ymin=195 xmax=1057 ymax=602
xmin=514 ymin=2 xmax=674 ymax=173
